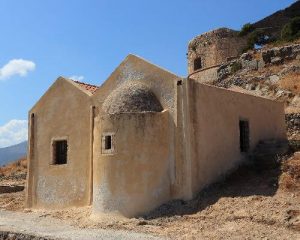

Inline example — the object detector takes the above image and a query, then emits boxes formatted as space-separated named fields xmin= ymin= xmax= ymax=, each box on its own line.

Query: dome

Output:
xmin=102 ymin=82 xmax=163 ymax=114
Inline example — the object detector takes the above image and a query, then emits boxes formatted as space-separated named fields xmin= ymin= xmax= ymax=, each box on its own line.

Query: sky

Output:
xmin=0 ymin=0 xmax=295 ymax=147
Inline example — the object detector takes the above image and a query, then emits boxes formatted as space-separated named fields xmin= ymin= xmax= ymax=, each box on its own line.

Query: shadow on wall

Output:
xmin=142 ymin=149 xmax=292 ymax=219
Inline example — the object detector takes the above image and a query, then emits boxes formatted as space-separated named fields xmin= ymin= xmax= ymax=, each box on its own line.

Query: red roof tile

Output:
xmin=73 ymin=80 xmax=99 ymax=94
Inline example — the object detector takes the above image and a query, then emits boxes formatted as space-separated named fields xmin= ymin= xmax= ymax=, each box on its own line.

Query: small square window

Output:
xmin=52 ymin=140 xmax=68 ymax=165
xmin=102 ymin=133 xmax=115 ymax=154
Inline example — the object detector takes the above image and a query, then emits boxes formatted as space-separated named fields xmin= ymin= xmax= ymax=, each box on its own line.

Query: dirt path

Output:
xmin=0 ymin=210 xmax=164 ymax=240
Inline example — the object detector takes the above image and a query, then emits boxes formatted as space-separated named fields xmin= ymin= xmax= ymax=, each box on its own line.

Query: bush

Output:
xmin=242 ymin=29 xmax=271 ymax=52
xmin=230 ymin=62 xmax=242 ymax=73
xmin=239 ymin=23 xmax=255 ymax=36
xmin=250 ymin=29 xmax=270 ymax=45
xmin=281 ymin=17 xmax=300 ymax=41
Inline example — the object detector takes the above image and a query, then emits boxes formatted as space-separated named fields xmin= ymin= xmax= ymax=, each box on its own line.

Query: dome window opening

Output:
xmin=105 ymin=135 xmax=112 ymax=150
xmin=102 ymin=132 xmax=115 ymax=155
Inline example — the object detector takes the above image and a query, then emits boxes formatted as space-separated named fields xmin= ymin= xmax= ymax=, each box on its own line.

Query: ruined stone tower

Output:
xmin=187 ymin=28 xmax=248 ymax=81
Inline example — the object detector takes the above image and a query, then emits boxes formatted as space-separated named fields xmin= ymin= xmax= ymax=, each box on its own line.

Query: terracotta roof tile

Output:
xmin=73 ymin=80 xmax=99 ymax=94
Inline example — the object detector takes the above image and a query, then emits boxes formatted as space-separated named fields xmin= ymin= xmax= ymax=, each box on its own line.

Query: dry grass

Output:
xmin=280 ymin=154 xmax=300 ymax=191
xmin=279 ymin=72 xmax=300 ymax=94
xmin=252 ymin=51 xmax=262 ymax=61
xmin=0 ymin=157 xmax=27 ymax=177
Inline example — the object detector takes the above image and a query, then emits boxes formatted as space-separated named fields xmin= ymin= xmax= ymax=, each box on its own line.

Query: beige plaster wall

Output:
xmin=186 ymin=80 xmax=286 ymax=196
xmin=25 ymin=54 xmax=287 ymax=217
xmin=91 ymin=54 xmax=183 ymax=199
xmin=26 ymin=78 xmax=92 ymax=209
xmin=92 ymin=111 xmax=172 ymax=217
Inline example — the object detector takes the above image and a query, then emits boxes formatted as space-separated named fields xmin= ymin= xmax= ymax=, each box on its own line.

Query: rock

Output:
xmin=294 ymin=118 xmax=300 ymax=126
xmin=242 ymin=59 xmax=258 ymax=70
xmin=241 ymin=52 xmax=252 ymax=61
xmin=0 ymin=231 xmax=52 ymax=240
xmin=291 ymin=96 xmax=300 ymax=105
xmin=217 ymin=64 xmax=231 ymax=80
xmin=279 ymin=65 xmax=300 ymax=75
xmin=255 ymin=84 xmax=262 ymax=91
xmin=245 ymin=84 xmax=253 ymax=90
xmin=261 ymin=86 xmax=270 ymax=94
xmin=285 ymin=113 xmax=300 ymax=131
xmin=280 ymin=46 xmax=293 ymax=58
xmin=271 ymin=57 xmax=283 ymax=65
xmin=269 ymin=75 xmax=280 ymax=84
xmin=285 ymin=209 xmax=300 ymax=231
xmin=262 ymin=50 xmax=273 ymax=64
xmin=258 ymin=59 xmax=265 ymax=69
xmin=293 ymin=151 xmax=300 ymax=158
xmin=292 ymin=44 xmax=300 ymax=55
xmin=137 ymin=220 xmax=148 ymax=226
xmin=262 ymin=44 xmax=300 ymax=65
xmin=275 ymin=90 xmax=285 ymax=97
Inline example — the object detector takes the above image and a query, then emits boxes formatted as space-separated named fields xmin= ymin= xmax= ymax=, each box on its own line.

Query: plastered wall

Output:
xmin=92 ymin=111 xmax=172 ymax=217
xmin=186 ymin=80 xmax=286 ymax=196
xmin=25 ymin=54 xmax=287 ymax=217
xmin=26 ymin=78 xmax=92 ymax=208
xmin=91 ymin=54 xmax=182 ymax=199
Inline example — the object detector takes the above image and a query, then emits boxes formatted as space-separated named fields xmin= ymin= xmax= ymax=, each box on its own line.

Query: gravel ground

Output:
xmin=0 ymin=152 xmax=299 ymax=239
xmin=0 ymin=210 xmax=164 ymax=240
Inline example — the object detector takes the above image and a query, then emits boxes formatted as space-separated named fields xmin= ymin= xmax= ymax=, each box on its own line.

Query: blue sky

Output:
xmin=0 ymin=0 xmax=295 ymax=147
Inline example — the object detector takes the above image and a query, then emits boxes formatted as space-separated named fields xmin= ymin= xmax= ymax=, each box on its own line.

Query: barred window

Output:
xmin=53 ymin=140 xmax=68 ymax=164
xmin=239 ymin=120 xmax=250 ymax=152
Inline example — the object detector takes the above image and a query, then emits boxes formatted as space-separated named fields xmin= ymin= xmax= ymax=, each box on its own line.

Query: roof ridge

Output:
xmin=72 ymin=80 xmax=99 ymax=94
xmin=72 ymin=80 xmax=99 ymax=88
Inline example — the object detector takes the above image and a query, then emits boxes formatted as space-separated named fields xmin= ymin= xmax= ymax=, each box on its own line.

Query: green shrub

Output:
xmin=231 ymin=62 xmax=242 ymax=73
xmin=281 ymin=17 xmax=300 ymax=41
xmin=239 ymin=23 xmax=255 ymax=36
xmin=250 ymin=29 xmax=269 ymax=45
xmin=242 ymin=29 xmax=271 ymax=52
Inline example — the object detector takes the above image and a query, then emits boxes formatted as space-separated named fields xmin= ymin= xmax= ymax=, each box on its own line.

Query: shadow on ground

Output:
xmin=143 ymin=145 xmax=298 ymax=220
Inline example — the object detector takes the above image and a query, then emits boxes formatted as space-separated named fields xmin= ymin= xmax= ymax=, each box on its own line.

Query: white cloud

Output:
xmin=0 ymin=120 xmax=28 ymax=148
xmin=69 ymin=75 xmax=85 ymax=81
xmin=0 ymin=59 xmax=36 ymax=81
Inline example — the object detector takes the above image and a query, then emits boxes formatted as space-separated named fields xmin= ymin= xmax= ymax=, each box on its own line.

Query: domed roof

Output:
xmin=102 ymin=82 xmax=163 ymax=114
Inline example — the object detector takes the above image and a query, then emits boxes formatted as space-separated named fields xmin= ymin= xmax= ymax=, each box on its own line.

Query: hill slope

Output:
xmin=252 ymin=1 xmax=300 ymax=38
xmin=0 ymin=141 xmax=27 ymax=167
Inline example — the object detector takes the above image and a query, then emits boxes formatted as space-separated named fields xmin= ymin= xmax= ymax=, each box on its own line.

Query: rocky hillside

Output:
xmin=216 ymin=42 xmax=299 ymax=96
xmin=212 ymin=40 xmax=300 ymax=136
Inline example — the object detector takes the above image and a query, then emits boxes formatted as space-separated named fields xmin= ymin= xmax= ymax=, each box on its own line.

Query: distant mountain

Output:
xmin=0 ymin=141 xmax=27 ymax=167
